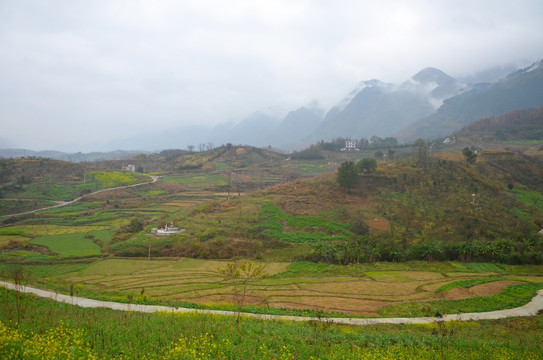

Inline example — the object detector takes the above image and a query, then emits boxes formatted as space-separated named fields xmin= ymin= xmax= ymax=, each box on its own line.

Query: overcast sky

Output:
xmin=1 ymin=0 xmax=543 ymax=151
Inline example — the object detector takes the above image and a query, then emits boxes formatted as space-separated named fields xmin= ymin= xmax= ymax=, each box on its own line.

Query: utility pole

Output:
xmin=148 ymin=244 xmax=151 ymax=269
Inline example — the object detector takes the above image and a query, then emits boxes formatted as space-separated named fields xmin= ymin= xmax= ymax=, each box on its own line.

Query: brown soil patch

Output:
xmin=432 ymin=152 xmax=463 ymax=161
xmin=268 ymin=296 xmax=387 ymax=316
xmin=367 ymin=217 xmax=390 ymax=231
xmin=162 ymin=201 xmax=201 ymax=207
xmin=481 ymin=149 xmax=514 ymax=155
xmin=157 ymin=181 xmax=188 ymax=192
xmin=193 ymin=294 xmax=264 ymax=306
xmin=299 ymin=280 xmax=420 ymax=296
xmin=444 ymin=281 xmax=522 ymax=300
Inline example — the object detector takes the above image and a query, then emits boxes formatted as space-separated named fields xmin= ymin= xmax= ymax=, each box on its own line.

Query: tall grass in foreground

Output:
xmin=1 ymin=288 xmax=542 ymax=359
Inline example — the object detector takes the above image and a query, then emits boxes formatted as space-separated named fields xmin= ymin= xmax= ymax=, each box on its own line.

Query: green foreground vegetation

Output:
xmin=1 ymin=286 xmax=542 ymax=360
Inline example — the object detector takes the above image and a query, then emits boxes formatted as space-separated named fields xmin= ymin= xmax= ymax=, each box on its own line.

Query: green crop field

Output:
xmin=87 ymin=171 xmax=150 ymax=188
xmin=30 ymin=233 xmax=101 ymax=257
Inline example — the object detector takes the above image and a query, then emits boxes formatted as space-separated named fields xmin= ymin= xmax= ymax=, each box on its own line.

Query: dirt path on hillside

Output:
xmin=2 ymin=176 xmax=159 ymax=217
xmin=1 ymin=281 xmax=542 ymax=326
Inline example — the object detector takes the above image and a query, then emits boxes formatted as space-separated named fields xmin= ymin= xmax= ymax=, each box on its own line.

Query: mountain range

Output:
xmin=398 ymin=60 xmax=543 ymax=141
xmin=309 ymin=68 xmax=463 ymax=142
xmin=204 ymin=59 xmax=543 ymax=148
xmin=3 ymin=60 xmax=543 ymax=155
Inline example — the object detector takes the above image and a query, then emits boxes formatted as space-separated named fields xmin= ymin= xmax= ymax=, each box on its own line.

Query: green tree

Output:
xmin=374 ymin=151 xmax=384 ymax=160
xmin=462 ymin=147 xmax=477 ymax=165
xmin=336 ymin=161 xmax=358 ymax=192
xmin=413 ymin=139 xmax=428 ymax=170
xmin=127 ymin=218 xmax=144 ymax=233
xmin=356 ymin=158 xmax=377 ymax=174
xmin=387 ymin=149 xmax=396 ymax=160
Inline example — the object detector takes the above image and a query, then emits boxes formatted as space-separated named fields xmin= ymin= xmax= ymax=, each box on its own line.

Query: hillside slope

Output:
xmin=127 ymin=151 xmax=543 ymax=264
xmin=456 ymin=106 xmax=543 ymax=141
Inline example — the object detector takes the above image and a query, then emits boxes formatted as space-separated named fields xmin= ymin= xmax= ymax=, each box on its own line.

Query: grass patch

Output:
xmin=437 ymin=278 xmax=506 ymax=292
xmin=0 ymin=263 xmax=91 ymax=279
xmin=512 ymin=188 xmax=543 ymax=208
xmin=378 ymin=282 xmax=543 ymax=317
xmin=255 ymin=203 xmax=352 ymax=243
xmin=88 ymin=229 xmax=113 ymax=244
xmin=0 ymin=228 xmax=28 ymax=236
xmin=139 ymin=189 xmax=167 ymax=197
xmin=214 ymin=162 xmax=232 ymax=170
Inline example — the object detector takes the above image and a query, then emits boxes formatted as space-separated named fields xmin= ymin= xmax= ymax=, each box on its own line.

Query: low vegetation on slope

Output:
xmin=106 ymin=150 xmax=542 ymax=265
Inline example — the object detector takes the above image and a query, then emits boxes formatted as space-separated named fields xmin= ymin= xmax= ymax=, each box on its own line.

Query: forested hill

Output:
xmin=456 ymin=106 xmax=543 ymax=141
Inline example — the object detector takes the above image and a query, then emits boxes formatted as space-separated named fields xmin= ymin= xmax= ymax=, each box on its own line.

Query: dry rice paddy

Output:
xmin=49 ymin=258 xmax=542 ymax=316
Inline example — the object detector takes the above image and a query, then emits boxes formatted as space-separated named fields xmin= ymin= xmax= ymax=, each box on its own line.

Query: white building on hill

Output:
xmin=151 ymin=223 xmax=185 ymax=236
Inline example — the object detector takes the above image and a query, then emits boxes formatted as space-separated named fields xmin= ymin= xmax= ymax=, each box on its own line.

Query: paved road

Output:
xmin=2 ymin=175 xmax=159 ymax=217
xmin=1 ymin=281 xmax=542 ymax=325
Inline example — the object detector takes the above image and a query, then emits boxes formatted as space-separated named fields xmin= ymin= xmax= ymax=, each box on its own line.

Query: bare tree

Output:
xmin=187 ymin=145 xmax=195 ymax=153
xmin=5 ymin=265 xmax=32 ymax=328
xmin=218 ymin=260 xmax=265 ymax=323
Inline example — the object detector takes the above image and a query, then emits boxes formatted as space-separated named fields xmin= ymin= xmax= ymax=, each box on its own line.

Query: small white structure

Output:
xmin=153 ymin=222 xmax=185 ymax=236
xmin=123 ymin=164 xmax=136 ymax=172
xmin=442 ymin=137 xmax=456 ymax=145
xmin=345 ymin=140 xmax=357 ymax=151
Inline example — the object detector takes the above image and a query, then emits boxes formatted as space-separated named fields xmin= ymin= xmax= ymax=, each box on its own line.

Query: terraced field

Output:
xmin=44 ymin=259 xmax=543 ymax=317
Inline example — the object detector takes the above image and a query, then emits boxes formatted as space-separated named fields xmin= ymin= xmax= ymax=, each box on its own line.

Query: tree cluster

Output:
xmin=336 ymin=158 xmax=378 ymax=191
xmin=462 ymin=147 xmax=477 ymax=165
xmin=303 ymin=233 xmax=543 ymax=265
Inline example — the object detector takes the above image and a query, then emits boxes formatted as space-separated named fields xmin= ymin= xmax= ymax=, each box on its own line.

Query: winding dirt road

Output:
xmin=1 ymin=281 xmax=542 ymax=326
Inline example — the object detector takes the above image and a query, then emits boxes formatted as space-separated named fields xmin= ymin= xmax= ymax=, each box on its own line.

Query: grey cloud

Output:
xmin=1 ymin=0 xmax=542 ymax=150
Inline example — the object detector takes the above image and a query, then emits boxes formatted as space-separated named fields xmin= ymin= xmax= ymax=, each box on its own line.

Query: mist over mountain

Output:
xmin=0 ymin=148 xmax=148 ymax=162
xmin=308 ymin=68 xmax=463 ymax=142
xmin=265 ymin=107 xmax=323 ymax=150
xmin=457 ymin=63 xmax=520 ymax=85
xmin=397 ymin=60 xmax=543 ymax=141
xmin=208 ymin=112 xmax=280 ymax=147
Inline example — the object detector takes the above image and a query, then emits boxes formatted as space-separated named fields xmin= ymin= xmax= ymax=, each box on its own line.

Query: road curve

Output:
xmin=2 ymin=176 xmax=159 ymax=218
xmin=1 ymin=281 xmax=542 ymax=326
